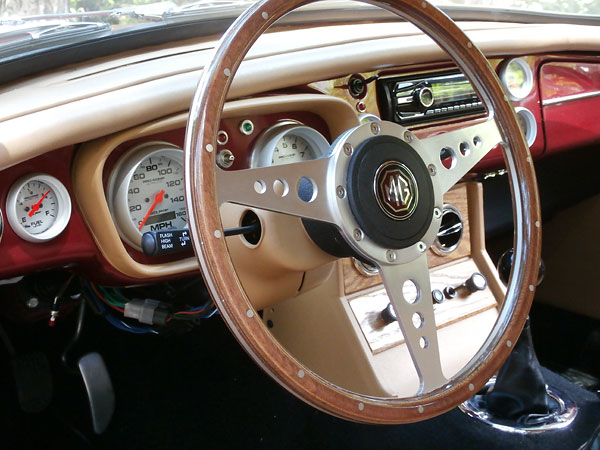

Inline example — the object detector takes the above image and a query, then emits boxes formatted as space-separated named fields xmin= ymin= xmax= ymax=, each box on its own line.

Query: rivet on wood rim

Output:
xmin=418 ymin=406 xmax=424 ymax=413
xmin=507 ymin=340 xmax=512 ymax=348
xmin=469 ymin=383 xmax=475 ymax=391
xmin=529 ymin=284 xmax=534 ymax=292
xmin=246 ymin=309 xmax=254 ymax=318
xmin=297 ymin=369 xmax=305 ymax=378
xmin=467 ymin=42 xmax=472 ymax=48
xmin=535 ymin=221 xmax=540 ymax=228
xmin=358 ymin=402 xmax=365 ymax=411
xmin=206 ymin=144 xmax=214 ymax=153
xmin=421 ymin=1 xmax=427 ymax=8
xmin=214 ymin=229 xmax=222 ymax=239
xmin=224 ymin=68 xmax=231 ymax=77
xmin=261 ymin=11 xmax=268 ymax=19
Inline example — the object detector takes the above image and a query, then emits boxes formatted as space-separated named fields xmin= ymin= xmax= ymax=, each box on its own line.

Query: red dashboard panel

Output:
xmin=540 ymin=61 xmax=600 ymax=154
xmin=0 ymin=147 xmax=98 ymax=280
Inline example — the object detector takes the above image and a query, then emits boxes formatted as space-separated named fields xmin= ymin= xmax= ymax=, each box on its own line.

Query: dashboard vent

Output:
xmin=432 ymin=204 xmax=463 ymax=256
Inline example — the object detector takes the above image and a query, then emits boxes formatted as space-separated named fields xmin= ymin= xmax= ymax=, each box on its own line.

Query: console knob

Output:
xmin=443 ymin=272 xmax=488 ymax=299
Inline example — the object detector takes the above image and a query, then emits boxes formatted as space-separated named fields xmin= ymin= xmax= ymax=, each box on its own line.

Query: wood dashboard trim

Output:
xmin=72 ymin=94 xmax=358 ymax=279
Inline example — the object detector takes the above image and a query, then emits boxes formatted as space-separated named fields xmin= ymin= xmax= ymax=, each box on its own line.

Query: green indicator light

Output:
xmin=240 ymin=120 xmax=254 ymax=136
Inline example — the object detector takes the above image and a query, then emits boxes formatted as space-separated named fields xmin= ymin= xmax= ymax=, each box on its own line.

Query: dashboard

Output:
xmin=0 ymin=21 xmax=599 ymax=289
xmin=0 ymin=14 xmax=598 ymax=407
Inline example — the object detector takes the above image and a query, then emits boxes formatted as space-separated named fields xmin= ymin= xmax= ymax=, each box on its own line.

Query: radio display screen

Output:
xmin=430 ymin=79 xmax=476 ymax=103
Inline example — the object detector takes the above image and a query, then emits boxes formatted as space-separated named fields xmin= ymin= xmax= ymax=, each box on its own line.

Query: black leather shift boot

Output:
xmin=485 ymin=318 xmax=550 ymax=420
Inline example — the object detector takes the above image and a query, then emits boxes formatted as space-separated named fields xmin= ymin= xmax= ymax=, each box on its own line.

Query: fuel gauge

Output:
xmin=6 ymin=174 xmax=72 ymax=242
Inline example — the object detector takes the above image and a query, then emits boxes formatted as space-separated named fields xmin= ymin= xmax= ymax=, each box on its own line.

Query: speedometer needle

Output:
xmin=28 ymin=189 xmax=50 ymax=217
xmin=138 ymin=189 xmax=165 ymax=230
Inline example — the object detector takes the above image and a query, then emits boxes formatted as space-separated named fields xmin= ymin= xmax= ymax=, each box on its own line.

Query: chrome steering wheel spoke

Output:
xmin=216 ymin=156 xmax=336 ymax=224
xmin=421 ymin=118 xmax=502 ymax=194
xmin=378 ymin=254 xmax=447 ymax=394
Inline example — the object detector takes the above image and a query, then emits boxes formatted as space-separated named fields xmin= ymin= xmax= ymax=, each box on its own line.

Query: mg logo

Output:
xmin=374 ymin=162 xmax=418 ymax=220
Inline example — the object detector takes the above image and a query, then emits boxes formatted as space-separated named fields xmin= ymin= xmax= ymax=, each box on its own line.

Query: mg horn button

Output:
xmin=375 ymin=161 xmax=418 ymax=220
xmin=346 ymin=135 xmax=434 ymax=249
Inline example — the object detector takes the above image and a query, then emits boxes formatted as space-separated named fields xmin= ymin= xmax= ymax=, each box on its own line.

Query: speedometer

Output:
xmin=108 ymin=142 xmax=186 ymax=250
xmin=250 ymin=121 xmax=330 ymax=168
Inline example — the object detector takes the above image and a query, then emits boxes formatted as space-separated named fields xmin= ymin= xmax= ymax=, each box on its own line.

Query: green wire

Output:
xmin=98 ymin=286 xmax=126 ymax=307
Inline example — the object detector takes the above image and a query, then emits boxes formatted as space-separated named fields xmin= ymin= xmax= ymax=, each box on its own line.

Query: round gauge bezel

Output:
xmin=5 ymin=173 xmax=72 ymax=243
xmin=250 ymin=121 xmax=330 ymax=168
xmin=499 ymin=57 xmax=534 ymax=101
xmin=107 ymin=141 xmax=185 ymax=251
xmin=514 ymin=106 xmax=538 ymax=147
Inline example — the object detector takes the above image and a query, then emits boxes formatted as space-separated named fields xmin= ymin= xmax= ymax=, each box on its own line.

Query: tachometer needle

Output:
xmin=28 ymin=189 xmax=50 ymax=217
xmin=138 ymin=189 xmax=165 ymax=230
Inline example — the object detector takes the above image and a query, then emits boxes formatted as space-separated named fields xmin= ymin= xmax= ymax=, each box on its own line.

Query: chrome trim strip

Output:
xmin=542 ymin=90 xmax=600 ymax=106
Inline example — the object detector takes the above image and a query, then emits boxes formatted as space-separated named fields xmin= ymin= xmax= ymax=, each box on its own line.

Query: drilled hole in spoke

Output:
xmin=254 ymin=180 xmax=266 ymax=194
xmin=440 ymin=147 xmax=456 ymax=169
xmin=402 ymin=280 xmax=420 ymax=304
xmin=473 ymin=135 xmax=482 ymax=148
xmin=273 ymin=179 xmax=289 ymax=197
xmin=298 ymin=177 xmax=317 ymax=202
xmin=412 ymin=312 xmax=424 ymax=329
xmin=459 ymin=141 xmax=471 ymax=156
xmin=419 ymin=336 xmax=429 ymax=349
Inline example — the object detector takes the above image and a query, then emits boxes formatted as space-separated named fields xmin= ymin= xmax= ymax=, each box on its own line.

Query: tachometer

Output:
xmin=108 ymin=142 xmax=186 ymax=250
xmin=250 ymin=121 xmax=330 ymax=168
xmin=5 ymin=174 xmax=72 ymax=242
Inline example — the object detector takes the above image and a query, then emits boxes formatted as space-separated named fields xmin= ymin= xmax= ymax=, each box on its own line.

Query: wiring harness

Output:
xmin=82 ymin=278 xmax=217 ymax=335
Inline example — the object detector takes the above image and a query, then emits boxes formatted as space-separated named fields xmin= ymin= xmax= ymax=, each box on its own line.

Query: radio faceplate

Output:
xmin=377 ymin=71 xmax=485 ymax=126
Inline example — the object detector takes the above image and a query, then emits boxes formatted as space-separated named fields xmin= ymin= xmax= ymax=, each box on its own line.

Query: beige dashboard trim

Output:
xmin=72 ymin=94 xmax=358 ymax=279
xmin=2 ymin=23 xmax=600 ymax=171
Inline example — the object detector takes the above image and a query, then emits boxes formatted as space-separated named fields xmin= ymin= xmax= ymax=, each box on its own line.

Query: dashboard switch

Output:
xmin=141 ymin=228 xmax=191 ymax=256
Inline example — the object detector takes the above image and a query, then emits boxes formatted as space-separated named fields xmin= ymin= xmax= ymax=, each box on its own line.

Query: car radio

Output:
xmin=377 ymin=71 xmax=485 ymax=125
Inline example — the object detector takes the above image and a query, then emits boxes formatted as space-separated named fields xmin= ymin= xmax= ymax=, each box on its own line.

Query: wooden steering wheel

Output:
xmin=184 ymin=0 xmax=541 ymax=423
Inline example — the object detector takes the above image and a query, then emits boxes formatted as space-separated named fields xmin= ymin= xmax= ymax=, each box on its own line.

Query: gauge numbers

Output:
xmin=251 ymin=121 xmax=330 ymax=168
xmin=108 ymin=142 xmax=186 ymax=251
xmin=272 ymin=134 xmax=316 ymax=165
xmin=128 ymin=154 xmax=186 ymax=233
xmin=5 ymin=174 xmax=72 ymax=242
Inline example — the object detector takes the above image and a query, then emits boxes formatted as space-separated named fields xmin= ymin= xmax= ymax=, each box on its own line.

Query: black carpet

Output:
xmin=1 ymin=311 xmax=599 ymax=450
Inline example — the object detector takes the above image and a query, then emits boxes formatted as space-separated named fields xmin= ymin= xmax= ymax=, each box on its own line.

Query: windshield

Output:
xmin=3 ymin=0 xmax=600 ymax=23
xmin=433 ymin=0 xmax=600 ymax=16
xmin=1 ymin=0 xmax=598 ymax=61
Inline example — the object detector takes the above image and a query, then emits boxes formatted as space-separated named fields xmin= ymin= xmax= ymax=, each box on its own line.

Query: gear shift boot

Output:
xmin=485 ymin=318 xmax=549 ymax=419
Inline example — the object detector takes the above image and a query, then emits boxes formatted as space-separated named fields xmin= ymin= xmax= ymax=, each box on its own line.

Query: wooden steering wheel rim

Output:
xmin=184 ymin=0 xmax=541 ymax=423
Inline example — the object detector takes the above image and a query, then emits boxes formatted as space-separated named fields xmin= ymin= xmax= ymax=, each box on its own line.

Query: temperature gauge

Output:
xmin=6 ymin=174 xmax=72 ymax=242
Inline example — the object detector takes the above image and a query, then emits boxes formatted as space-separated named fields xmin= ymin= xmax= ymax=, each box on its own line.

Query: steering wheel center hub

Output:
xmin=346 ymin=135 xmax=434 ymax=250
xmin=374 ymin=161 xmax=419 ymax=220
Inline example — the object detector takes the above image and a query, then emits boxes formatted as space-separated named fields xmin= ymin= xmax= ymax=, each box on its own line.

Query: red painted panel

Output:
xmin=540 ymin=61 xmax=600 ymax=154
xmin=0 ymin=147 xmax=98 ymax=279
xmin=540 ymin=62 xmax=600 ymax=101
xmin=543 ymin=95 xmax=600 ymax=153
